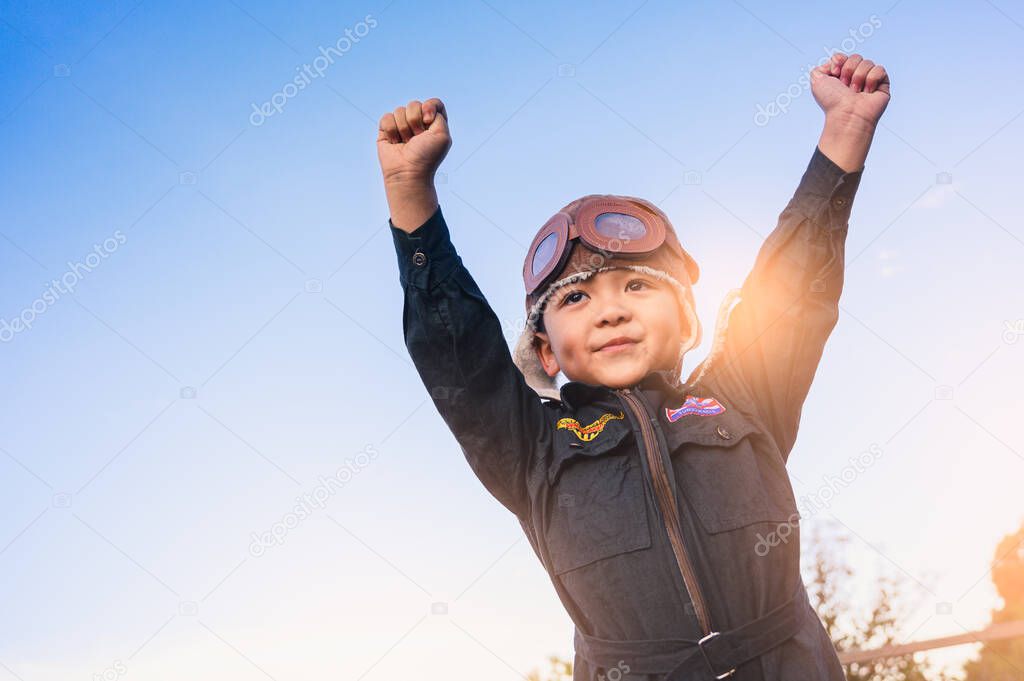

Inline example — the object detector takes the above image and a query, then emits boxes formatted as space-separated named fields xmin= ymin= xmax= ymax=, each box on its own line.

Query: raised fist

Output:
xmin=376 ymin=98 xmax=451 ymax=185
xmin=811 ymin=53 xmax=891 ymax=127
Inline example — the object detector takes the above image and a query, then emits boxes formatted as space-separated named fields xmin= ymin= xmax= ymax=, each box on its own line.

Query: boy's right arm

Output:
xmin=378 ymin=99 xmax=553 ymax=520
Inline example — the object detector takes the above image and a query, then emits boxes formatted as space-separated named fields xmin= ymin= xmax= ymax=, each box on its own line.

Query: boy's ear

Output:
xmin=533 ymin=331 xmax=560 ymax=378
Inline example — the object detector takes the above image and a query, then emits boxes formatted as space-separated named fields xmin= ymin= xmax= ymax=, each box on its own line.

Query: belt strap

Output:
xmin=574 ymin=582 xmax=809 ymax=680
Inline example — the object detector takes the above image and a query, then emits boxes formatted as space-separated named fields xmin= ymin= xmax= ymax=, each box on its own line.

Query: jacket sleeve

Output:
xmin=697 ymin=145 xmax=864 ymax=461
xmin=390 ymin=205 xmax=552 ymax=519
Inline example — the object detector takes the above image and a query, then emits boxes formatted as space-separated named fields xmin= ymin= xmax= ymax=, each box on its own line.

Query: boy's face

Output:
xmin=533 ymin=268 xmax=685 ymax=389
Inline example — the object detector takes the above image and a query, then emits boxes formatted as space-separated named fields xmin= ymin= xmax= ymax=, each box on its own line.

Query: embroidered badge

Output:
xmin=557 ymin=411 xmax=625 ymax=442
xmin=665 ymin=395 xmax=725 ymax=422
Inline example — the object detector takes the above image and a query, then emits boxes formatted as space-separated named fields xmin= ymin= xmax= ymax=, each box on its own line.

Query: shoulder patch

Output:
xmin=665 ymin=395 xmax=725 ymax=422
xmin=557 ymin=411 xmax=625 ymax=442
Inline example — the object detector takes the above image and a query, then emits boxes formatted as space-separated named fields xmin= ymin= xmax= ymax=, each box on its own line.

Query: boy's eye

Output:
xmin=561 ymin=290 xmax=586 ymax=306
xmin=560 ymin=280 xmax=650 ymax=306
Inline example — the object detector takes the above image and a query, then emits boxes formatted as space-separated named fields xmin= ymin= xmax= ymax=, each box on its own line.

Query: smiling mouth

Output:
xmin=597 ymin=338 xmax=639 ymax=353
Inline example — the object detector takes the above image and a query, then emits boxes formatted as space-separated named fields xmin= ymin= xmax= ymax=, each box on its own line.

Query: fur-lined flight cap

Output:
xmin=512 ymin=194 xmax=703 ymax=400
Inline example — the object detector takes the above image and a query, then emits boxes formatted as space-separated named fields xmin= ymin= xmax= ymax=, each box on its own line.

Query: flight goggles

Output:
xmin=523 ymin=197 xmax=668 ymax=297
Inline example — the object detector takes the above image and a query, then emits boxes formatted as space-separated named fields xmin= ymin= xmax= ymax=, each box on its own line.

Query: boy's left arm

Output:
xmin=695 ymin=53 xmax=890 ymax=461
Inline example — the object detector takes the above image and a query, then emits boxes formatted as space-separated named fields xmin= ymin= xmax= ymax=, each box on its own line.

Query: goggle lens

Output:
xmin=531 ymin=231 xmax=559 ymax=277
xmin=593 ymin=212 xmax=648 ymax=242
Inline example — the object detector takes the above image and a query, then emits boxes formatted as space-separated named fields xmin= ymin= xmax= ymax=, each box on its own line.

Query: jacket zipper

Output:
xmin=618 ymin=387 xmax=715 ymax=636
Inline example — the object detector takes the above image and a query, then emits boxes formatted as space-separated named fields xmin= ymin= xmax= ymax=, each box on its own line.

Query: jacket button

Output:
xmin=716 ymin=425 xmax=732 ymax=440
xmin=412 ymin=250 xmax=428 ymax=267
xmin=832 ymin=196 xmax=848 ymax=208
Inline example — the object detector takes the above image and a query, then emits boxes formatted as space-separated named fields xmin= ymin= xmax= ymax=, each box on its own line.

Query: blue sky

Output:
xmin=2 ymin=1 xmax=1023 ymax=679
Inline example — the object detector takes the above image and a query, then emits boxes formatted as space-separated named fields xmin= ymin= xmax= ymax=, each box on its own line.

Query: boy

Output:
xmin=377 ymin=52 xmax=890 ymax=681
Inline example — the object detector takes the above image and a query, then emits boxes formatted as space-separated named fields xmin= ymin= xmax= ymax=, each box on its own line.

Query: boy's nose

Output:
xmin=596 ymin=298 xmax=632 ymax=326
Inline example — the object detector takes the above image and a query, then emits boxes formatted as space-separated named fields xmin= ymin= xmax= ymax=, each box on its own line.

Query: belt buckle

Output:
xmin=697 ymin=631 xmax=737 ymax=679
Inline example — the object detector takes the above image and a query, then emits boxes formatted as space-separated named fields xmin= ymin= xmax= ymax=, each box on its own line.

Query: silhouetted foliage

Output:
xmin=804 ymin=524 xmax=955 ymax=681
xmin=962 ymin=520 xmax=1024 ymax=681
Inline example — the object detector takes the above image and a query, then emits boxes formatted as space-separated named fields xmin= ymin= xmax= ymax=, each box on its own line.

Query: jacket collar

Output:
xmin=557 ymin=380 xmax=608 ymax=411
xmin=558 ymin=368 xmax=685 ymax=410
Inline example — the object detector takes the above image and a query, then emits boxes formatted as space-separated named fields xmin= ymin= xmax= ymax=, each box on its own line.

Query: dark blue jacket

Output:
xmin=389 ymin=145 xmax=864 ymax=680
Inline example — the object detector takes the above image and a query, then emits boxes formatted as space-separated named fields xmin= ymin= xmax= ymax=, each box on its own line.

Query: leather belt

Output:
xmin=573 ymin=580 xmax=809 ymax=680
